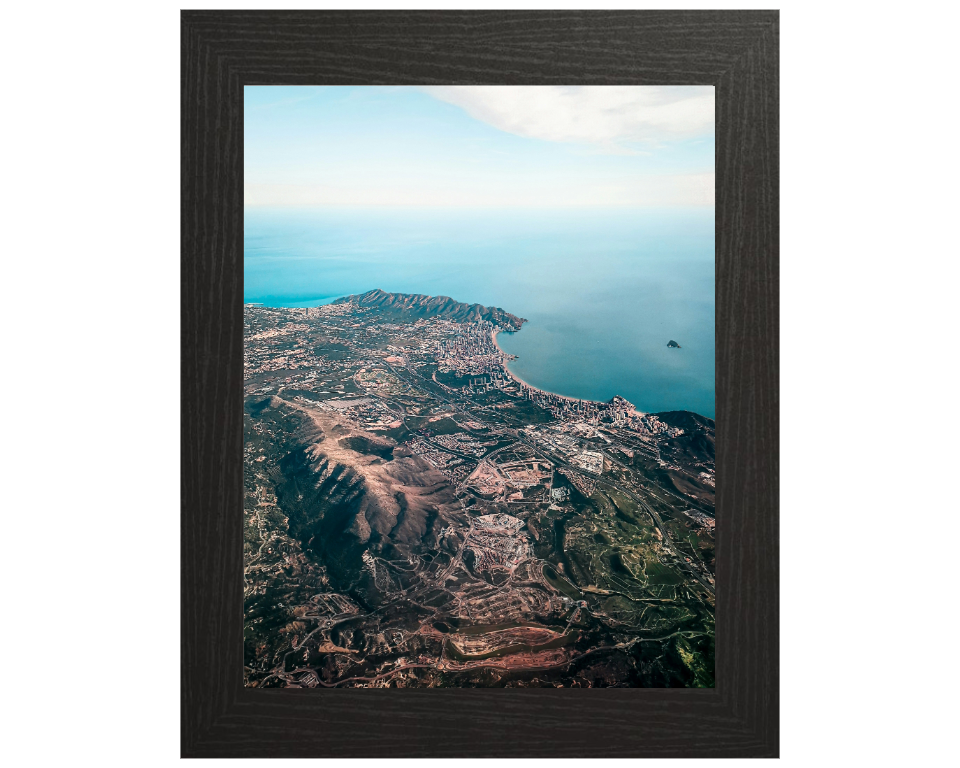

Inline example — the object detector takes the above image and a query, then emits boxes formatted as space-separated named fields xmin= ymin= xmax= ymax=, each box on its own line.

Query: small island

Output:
xmin=667 ymin=340 xmax=681 ymax=348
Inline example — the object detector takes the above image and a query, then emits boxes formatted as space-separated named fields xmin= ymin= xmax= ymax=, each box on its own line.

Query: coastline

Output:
xmin=492 ymin=328 xmax=623 ymax=409
xmin=245 ymin=294 xmax=349 ymax=309
xmin=492 ymin=327 xmax=710 ymax=421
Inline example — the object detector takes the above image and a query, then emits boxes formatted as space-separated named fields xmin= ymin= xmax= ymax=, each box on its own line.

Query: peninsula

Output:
xmin=243 ymin=290 xmax=715 ymax=688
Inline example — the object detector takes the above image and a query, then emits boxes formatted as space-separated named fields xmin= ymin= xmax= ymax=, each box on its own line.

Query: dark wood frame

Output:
xmin=182 ymin=10 xmax=778 ymax=758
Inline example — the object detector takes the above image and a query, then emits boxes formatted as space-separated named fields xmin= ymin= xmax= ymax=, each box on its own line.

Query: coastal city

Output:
xmin=243 ymin=290 xmax=715 ymax=689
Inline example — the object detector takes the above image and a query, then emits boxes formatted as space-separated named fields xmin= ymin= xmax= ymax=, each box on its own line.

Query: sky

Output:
xmin=244 ymin=86 xmax=714 ymax=209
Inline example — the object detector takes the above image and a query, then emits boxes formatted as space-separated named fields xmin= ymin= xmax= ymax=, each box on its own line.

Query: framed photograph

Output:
xmin=182 ymin=10 xmax=778 ymax=758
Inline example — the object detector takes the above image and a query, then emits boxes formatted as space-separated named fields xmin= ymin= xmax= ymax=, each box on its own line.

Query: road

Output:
xmin=387 ymin=360 xmax=715 ymax=597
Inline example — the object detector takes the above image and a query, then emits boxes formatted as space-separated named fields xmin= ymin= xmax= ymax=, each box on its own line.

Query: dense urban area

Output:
xmin=243 ymin=289 xmax=715 ymax=688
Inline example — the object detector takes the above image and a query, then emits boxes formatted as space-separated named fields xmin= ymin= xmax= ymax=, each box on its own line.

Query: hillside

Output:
xmin=333 ymin=288 xmax=526 ymax=330
xmin=655 ymin=410 xmax=715 ymax=434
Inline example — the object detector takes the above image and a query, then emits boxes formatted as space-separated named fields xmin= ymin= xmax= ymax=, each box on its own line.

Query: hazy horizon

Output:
xmin=245 ymin=85 xmax=715 ymax=210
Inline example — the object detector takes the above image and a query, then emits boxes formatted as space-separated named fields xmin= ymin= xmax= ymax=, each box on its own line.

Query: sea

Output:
xmin=244 ymin=207 xmax=715 ymax=419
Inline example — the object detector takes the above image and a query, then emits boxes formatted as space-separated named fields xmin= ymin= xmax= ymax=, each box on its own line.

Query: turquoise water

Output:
xmin=245 ymin=207 xmax=715 ymax=418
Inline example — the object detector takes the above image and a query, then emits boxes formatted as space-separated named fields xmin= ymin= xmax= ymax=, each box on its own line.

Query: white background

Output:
xmin=1 ymin=1 xmax=956 ymax=765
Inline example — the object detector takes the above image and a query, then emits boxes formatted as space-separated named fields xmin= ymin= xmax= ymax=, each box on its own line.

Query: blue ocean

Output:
xmin=244 ymin=207 xmax=715 ymax=419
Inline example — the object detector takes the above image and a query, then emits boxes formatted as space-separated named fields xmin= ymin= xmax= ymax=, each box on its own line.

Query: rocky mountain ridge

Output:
xmin=333 ymin=289 xmax=526 ymax=330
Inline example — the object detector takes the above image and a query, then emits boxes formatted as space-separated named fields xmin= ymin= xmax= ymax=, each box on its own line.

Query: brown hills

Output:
xmin=260 ymin=396 xmax=464 ymax=596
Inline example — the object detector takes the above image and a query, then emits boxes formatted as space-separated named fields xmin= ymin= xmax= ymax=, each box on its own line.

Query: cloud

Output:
xmin=421 ymin=86 xmax=714 ymax=149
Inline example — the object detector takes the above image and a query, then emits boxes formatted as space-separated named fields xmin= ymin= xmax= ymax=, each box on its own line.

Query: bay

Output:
xmin=244 ymin=207 xmax=715 ymax=418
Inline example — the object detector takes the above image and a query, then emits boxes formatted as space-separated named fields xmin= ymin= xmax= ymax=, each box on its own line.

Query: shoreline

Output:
xmin=492 ymin=327 xmax=710 ymax=421
xmin=245 ymin=294 xmax=348 ymax=309
xmin=491 ymin=328 xmax=625 ymax=409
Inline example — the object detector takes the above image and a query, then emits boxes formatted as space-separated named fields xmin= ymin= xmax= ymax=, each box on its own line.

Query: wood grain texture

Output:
xmin=181 ymin=10 xmax=778 ymax=758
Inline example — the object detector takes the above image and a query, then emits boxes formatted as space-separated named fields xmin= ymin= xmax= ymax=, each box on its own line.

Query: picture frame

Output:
xmin=181 ymin=9 xmax=778 ymax=759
